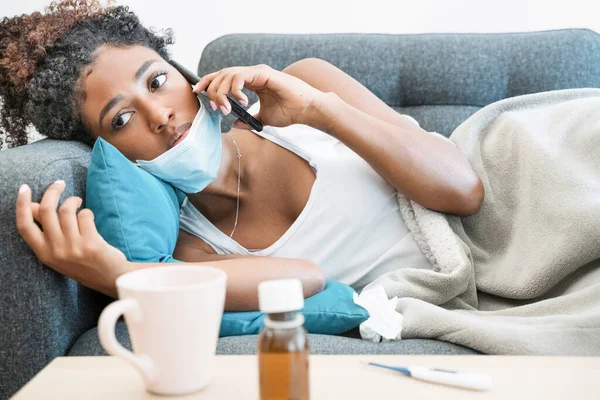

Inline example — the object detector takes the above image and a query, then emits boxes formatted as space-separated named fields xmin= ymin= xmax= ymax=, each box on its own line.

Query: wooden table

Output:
xmin=13 ymin=355 xmax=600 ymax=399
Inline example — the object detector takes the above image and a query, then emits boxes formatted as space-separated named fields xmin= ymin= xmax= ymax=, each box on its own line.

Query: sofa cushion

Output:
xmin=68 ymin=321 xmax=480 ymax=356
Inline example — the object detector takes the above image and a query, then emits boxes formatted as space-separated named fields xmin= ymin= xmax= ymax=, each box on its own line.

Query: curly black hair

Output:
xmin=0 ymin=0 xmax=174 ymax=148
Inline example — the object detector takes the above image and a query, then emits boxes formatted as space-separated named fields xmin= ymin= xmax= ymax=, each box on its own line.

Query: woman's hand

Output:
xmin=193 ymin=64 xmax=325 ymax=129
xmin=15 ymin=180 xmax=130 ymax=298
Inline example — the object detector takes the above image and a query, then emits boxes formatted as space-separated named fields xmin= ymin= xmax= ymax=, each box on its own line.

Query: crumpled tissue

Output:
xmin=353 ymin=285 xmax=403 ymax=343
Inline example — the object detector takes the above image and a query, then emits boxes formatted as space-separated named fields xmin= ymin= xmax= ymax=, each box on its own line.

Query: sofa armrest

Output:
xmin=0 ymin=139 xmax=110 ymax=398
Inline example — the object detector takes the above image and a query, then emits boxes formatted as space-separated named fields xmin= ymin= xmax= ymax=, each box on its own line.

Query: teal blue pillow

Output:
xmin=219 ymin=280 xmax=369 ymax=336
xmin=86 ymin=138 xmax=184 ymax=263
xmin=86 ymin=137 xmax=369 ymax=336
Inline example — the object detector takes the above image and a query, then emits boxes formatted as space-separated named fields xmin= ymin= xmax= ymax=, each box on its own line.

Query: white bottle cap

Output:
xmin=258 ymin=279 xmax=304 ymax=313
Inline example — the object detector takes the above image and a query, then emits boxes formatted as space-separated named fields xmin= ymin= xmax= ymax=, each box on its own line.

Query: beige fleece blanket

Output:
xmin=362 ymin=88 xmax=600 ymax=355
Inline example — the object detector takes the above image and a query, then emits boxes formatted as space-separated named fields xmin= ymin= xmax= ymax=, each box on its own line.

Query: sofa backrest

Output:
xmin=198 ymin=29 xmax=600 ymax=136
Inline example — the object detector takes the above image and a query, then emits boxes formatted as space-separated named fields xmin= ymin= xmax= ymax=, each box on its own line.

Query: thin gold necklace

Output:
xmin=224 ymin=132 xmax=241 ymax=238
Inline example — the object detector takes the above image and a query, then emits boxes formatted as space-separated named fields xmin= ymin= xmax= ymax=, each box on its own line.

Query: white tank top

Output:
xmin=179 ymin=101 xmax=432 ymax=291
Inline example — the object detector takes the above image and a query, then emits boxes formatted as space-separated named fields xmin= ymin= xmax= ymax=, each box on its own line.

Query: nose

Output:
xmin=142 ymin=100 xmax=174 ymax=134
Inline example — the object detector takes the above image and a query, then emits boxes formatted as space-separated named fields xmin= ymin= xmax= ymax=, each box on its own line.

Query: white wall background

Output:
xmin=1 ymin=0 xmax=599 ymax=148
xmin=2 ymin=0 xmax=599 ymax=76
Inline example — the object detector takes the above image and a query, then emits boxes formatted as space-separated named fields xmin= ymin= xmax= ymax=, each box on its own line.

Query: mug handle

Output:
xmin=98 ymin=298 xmax=158 ymax=384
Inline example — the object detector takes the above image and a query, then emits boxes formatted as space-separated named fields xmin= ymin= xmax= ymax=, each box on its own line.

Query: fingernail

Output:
xmin=55 ymin=180 xmax=65 ymax=186
xmin=192 ymin=83 xmax=199 ymax=92
xmin=220 ymin=105 xmax=229 ymax=116
xmin=240 ymin=99 xmax=248 ymax=107
xmin=77 ymin=198 xmax=83 ymax=208
xmin=210 ymin=100 xmax=217 ymax=111
xmin=19 ymin=184 xmax=29 ymax=194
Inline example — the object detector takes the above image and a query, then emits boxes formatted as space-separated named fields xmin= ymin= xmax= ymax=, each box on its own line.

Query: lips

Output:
xmin=171 ymin=122 xmax=192 ymax=148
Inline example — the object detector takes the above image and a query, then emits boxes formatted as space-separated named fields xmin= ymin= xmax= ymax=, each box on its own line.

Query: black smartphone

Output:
xmin=169 ymin=59 xmax=263 ymax=132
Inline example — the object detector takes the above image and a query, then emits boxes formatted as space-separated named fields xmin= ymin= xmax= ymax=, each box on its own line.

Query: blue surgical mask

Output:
xmin=136 ymin=99 xmax=223 ymax=193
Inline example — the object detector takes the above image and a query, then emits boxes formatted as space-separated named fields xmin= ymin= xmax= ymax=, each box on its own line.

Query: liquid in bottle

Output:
xmin=258 ymin=279 xmax=310 ymax=400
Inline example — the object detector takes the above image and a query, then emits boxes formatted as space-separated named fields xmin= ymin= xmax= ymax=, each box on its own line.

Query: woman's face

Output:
xmin=80 ymin=45 xmax=200 ymax=161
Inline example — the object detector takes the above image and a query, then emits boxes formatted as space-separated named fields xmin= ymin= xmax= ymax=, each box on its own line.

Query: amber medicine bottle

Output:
xmin=258 ymin=279 xmax=310 ymax=400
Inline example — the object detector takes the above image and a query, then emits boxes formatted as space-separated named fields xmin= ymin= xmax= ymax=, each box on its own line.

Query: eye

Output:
xmin=111 ymin=111 xmax=133 ymax=131
xmin=149 ymin=71 xmax=167 ymax=91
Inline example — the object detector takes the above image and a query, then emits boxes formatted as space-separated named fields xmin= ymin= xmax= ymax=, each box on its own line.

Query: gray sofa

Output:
xmin=1 ymin=29 xmax=599 ymax=399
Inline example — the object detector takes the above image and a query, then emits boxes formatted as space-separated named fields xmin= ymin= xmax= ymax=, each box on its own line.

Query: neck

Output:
xmin=186 ymin=128 xmax=255 ymax=223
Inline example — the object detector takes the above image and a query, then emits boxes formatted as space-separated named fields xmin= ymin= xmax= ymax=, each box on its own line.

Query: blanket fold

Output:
xmin=363 ymin=89 xmax=600 ymax=355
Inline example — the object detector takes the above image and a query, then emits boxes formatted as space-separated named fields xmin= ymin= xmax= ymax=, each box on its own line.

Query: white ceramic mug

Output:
xmin=98 ymin=265 xmax=227 ymax=396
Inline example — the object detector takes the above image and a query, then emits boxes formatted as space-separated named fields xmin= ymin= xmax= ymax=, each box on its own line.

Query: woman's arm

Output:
xmin=172 ymin=233 xmax=325 ymax=311
xmin=115 ymin=254 xmax=325 ymax=312
xmin=283 ymin=58 xmax=484 ymax=217
xmin=15 ymin=181 xmax=325 ymax=311
xmin=197 ymin=61 xmax=482 ymax=216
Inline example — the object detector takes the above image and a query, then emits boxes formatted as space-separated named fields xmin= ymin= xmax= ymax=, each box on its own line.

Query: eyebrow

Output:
xmin=98 ymin=59 xmax=160 ymax=130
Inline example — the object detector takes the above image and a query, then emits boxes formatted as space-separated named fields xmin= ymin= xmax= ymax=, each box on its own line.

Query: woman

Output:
xmin=3 ymin=0 xmax=483 ymax=311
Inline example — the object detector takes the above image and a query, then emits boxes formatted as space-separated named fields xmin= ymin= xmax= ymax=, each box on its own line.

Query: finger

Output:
xmin=31 ymin=203 xmax=44 ymax=231
xmin=77 ymin=208 xmax=99 ymax=238
xmin=39 ymin=180 xmax=67 ymax=244
xmin=15 ymin=184 xmax=46 ymax=252
xmin=205 ymin=73 xmax=227 ymax=109
xmin=215 ymin=74 xmax=235 ymax=114
xmin=58 ymin=196 xmax=83 ymax=243
xmin=238 ymin=64 xmax=273 ymax=91
xmin=230 ymin=74 xmax=249 ymax=107
xmin=194 ymin=70 xmax=223 ymax=94
xmin=217 ymin=66 xmax=273 ymax=101
xmin=31 ymin=202 xmax=40 ymax=222
xmin=193 ymin=70 xmax=220 ymax=94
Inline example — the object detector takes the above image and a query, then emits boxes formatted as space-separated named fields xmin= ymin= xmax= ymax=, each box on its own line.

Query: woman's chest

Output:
xmin=212 ymin=138 xmax=398 ymax=251
xmin=212 ymin=138 xmax=317 ymax=250
xmin=178 ymin=126 xmax=398 ymax=255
